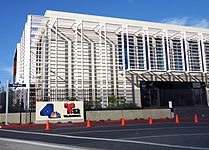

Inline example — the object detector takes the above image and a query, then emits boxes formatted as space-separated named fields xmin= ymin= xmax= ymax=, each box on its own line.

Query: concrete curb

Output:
xmin=1 ymin=118 xmax=209 ymax=129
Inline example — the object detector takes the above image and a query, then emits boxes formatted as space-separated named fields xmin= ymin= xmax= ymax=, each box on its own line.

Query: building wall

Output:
xmin=14 ymin=10 xmax=209 ymax=109
xmin=0 ymin=109 xmax=171 ymax=124
xmin=86 ymin=109 xmax=171 ymax=121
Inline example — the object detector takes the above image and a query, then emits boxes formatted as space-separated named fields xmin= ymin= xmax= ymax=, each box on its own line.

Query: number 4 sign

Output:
xmin=36 ymin=101 xmax=83 ymax=122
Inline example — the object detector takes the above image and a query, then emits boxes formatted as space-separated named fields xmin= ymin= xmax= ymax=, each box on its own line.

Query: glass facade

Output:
xmin=141 ymin=81 xmax=207 ymax=108
xmin=169 ymin=39 xmax=184 ymax=71
xmin=204 ymin=42 xmax=209 ymax=71
xmin=118 ymin=35 xmax=137 ymax=70
xmin=188 ymin=41 xmax=201 ymax=71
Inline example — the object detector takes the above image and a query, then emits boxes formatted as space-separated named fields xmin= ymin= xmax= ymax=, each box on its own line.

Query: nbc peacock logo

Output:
xmin=40 ymin=104 xmax=61 ymax=119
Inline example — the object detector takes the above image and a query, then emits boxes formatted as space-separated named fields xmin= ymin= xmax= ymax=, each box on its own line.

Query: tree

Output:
xmin=0 ymin=85 xmax=5 ymax=92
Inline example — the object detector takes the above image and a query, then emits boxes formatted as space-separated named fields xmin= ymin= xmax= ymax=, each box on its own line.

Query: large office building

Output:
xmin=13 ymin=10 xmax=209 ymax=110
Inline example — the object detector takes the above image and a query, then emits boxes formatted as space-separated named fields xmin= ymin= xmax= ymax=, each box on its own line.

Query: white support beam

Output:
xmin=81 ymin=20 xmax=84 ymax=101
xmin=91 ymin=42 xmax=95 ymax=101
xmin=142 ymin=28 xmax=147 ymax=70
xmin=112 ymin=43 xmax=117 ymax=97
xmin=170 ymin=72 xmax=184 ymax=82
xmin=99 ymin=25 xmax=104 ymax=106
xmin=26 ymin=15 xmax=32 ymax=110
xmin=146 ymin=27 xmax=151 ymax=71
xmin=203 ymin=37 xmax=209 ymax=42
xmin=150 ymin=72 xmax=167 ymax=81
xmin=51 ymin=27 xmax=71 ymax=42
xmin=42 ymin=26 xmax=46 ymax=100
xmin=48 ymin=18 xmax=52 ymax=99
xmin=55 ymin=18 xmax=58 ymax=101
xmin=152 ymin=30 xmax=163 ymax=37
xmin=104 ymin=23 xmax=109 ymax=106
xmin=165 ymin=29 xmax=170 ymax=71
xmin=198 ymin=34 xmax=203 ymax=72
xmin=180 ymin=32 xmax=186 ymax=72
xmin=187 ymin=33 xmax=199 ymax=41
xmin=68 ymin=41 xmax=72 ymax=98
xmin=138 ymin=74 xmax=148 ymax=81
xmin=170 ymin=32 xmax=181 ymax=40
xmin=201 ymin=33 xmax=207 ymax=73
xmin=134 ymin=28 xmax=143 ymax=36
xmin=162 ymin=30 xmax=166 ymax=71
xmin=189 ymin=73 xmax=200 ymax=82
xmin=74 ymin=23 xmax=79 ymax=100
xmin=121 ymin=31 xmax=127 ymax=100
xmin=126 ymin=26 xmax=130 ymax=70
xmin=183 ymin=31 xmax=189 ymax=72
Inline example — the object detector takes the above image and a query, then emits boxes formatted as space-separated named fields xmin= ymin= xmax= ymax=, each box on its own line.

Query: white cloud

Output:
xmin=1 ymin=66 xmax=13 ymax=76
xmin=161 ymin=17 xmax=209 ymax=28
xmin=161 ymin=17 xmax=189 ymax=26
xmin=191 ymin=19 xmax=209 ymax=28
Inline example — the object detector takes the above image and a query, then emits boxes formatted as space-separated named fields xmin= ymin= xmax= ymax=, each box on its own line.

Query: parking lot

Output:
xmin=0 ymin=119 xmax=209 ymax=150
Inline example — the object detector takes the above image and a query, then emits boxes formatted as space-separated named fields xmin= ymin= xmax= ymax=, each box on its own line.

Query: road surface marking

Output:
xmin=121 ymin=132 xmax=209 ymax=140
xmin=0 ymin=129 xmax=208 ymax=150
xmin=58 ymin=125 xmax=209 ymax=135
xmin=0 ymin=137 xmax=88 ymax=150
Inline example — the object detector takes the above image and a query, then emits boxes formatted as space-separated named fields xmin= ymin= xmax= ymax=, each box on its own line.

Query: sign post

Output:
xmin=5 ymin=80 xmax=9 ymax=125
xmin=5 ymin=83 xmax=27 ymax=125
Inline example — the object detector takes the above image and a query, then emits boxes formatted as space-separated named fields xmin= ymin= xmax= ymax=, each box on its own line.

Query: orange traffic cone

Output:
xmin=194 ymin=114 xmax=198 ymax=124
xmin=87 ymin=118 xmax=91 ymax=128
xmin=121 ymin=116 xmax=126 ymax=126
xmin=175 ymin=114 xmax=179 ymax=124
xmin=149 ymin=116 xmax=153 ymax=125
xmin=45 ymin=120 xmax=51 ymax=131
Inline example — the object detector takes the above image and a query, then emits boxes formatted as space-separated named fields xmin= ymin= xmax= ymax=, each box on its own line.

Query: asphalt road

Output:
xmin=0 ymin=121 xmax=209 ymax=150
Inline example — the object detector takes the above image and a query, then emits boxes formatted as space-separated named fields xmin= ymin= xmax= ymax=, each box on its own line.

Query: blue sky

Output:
xmin=0 ymin=0 xmax=209 ymax=86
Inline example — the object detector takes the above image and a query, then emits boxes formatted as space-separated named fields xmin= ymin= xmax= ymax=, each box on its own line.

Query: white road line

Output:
xmin=58 ymin=125 xmax=209 ymax=135
xmin=120 ymin=132 xmax=209 ymax=140
xmin=0 ymin=137 xmax=88 ymax=150
xmin=0 ymin=129 xmax=208 ymax=150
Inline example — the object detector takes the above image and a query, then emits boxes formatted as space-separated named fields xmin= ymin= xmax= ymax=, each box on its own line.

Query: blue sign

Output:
xmin=9 ymin=84 xmax=26 ymax=88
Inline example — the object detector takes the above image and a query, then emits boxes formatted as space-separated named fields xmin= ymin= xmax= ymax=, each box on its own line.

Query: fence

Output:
xmin=0 ymin=88 xmax=137 ymax=113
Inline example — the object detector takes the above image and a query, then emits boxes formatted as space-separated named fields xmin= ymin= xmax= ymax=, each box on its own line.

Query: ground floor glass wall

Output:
xmin=140 ymin=81 xmax=207 ymax=108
